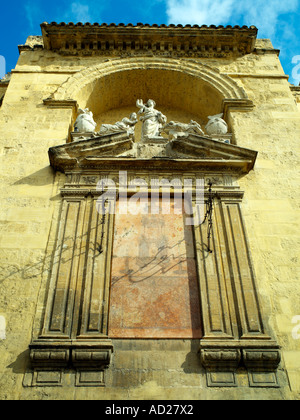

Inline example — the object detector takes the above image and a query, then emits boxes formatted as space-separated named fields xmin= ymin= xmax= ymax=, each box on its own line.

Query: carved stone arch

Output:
xmin=47 ymin=57 xmax=251 ymax=129
xmin=53 ymin=57 xmax=248 ymax=101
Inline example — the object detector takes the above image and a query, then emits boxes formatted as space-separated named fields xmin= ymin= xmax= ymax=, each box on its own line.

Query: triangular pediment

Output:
xmin=48 ymin=131 xmax=257 ymax=174
xmin=169 ymin=134 xmax=257 ymax=162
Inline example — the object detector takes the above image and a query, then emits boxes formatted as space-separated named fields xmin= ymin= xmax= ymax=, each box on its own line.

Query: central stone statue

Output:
xmin=136 ymin=99 xmax=167 ymax=141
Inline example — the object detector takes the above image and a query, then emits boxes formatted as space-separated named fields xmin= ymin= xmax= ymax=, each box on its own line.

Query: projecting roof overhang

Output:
xmin=39 ymin=22 xmax=258 ymax=58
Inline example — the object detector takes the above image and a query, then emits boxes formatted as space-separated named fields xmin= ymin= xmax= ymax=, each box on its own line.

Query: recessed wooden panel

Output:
xmin=108 ymin=199 xmax=202 ymax=338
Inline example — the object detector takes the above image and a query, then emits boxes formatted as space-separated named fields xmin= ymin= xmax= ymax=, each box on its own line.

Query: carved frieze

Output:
xmin=40 ymin=23 xmax=258 ymax=59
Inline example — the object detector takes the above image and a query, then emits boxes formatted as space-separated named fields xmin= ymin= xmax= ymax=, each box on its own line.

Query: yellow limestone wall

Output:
xmin=0 ymin=37 xmax=299 ymax=400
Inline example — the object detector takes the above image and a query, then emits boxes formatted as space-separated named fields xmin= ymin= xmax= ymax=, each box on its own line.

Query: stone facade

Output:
xmin=0 ymin=23 xmax=299 ymax=400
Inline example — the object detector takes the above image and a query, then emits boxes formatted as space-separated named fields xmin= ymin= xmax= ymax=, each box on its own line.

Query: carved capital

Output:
xmin=200 ymin=345 xmax=241 ymax=387
xmin=200 ymin=348 xmax=241 ymax=370
xmin=242 ymin=349 xmax=281 ymax=388
xmin=29 ymin=341 xmax=114 ymax=370
xmin=71 ymin=341 xmax=113 ymax=369
xmin=242 ymin=349 xmax=281 ymax=370
xmin=29 ymin=341 xmax=70 ymax=368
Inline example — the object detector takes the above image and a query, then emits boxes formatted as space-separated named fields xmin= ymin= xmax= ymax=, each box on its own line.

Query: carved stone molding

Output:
xmin=28 ymin=339 xmax=113 ymax=387
xmin=43 ymin=98 xmax=78 ymax=109
xmin=242 ymin=349 xmax=281 ymax=387
xmin=40 ymin=22 xmax=257 ymax=58
xmin=48 ymin=132 xmax=257 ymax=175
xmin=72 ymin=345 xmax=112 ymax=369
xmin=199 ymin=342 xmax=281 ymax=387
xmin=30 ymin=342 xmax=70 ymax=368
xmin=200 ymin=348 xmax=241 ymax=387
xmin=29 ymin=340 xmax=113 ymax=369
xmin=222 ymin=98 xmax=255 ymax=122
xmin=49 ymin=57 xmax=249 ymax=106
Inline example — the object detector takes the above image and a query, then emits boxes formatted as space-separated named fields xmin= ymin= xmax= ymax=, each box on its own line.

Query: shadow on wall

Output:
xmin=181 ymin=340 xmax=203 ymax=375
xmin=13 ymin=166 xmax=55 ymax=187
xmin=7 ymin=349 xmax=30 ymax=374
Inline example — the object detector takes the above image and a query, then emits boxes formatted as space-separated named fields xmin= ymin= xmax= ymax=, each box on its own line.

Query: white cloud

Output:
xmin=25 ymin=3 xmax=34 ymax=30
xmin=234 ymin=0 xmax=298 ymax=39
xmin=166 ymin=0 xmax=298 ymax=38
xmin=165 ymin=0 xmax=300 ymax=83
xmin=166 ymin=0 xmax=235 ymax=26
xmin=292 ymin=55 xmax=300 ymax=84
xmin=70 ymin=2 xmax=92 ymax=23
xmin=24 ymin=2 xmax=42 ymax=32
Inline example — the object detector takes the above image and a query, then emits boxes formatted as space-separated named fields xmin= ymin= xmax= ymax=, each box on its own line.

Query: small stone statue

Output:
xmin=161 ymin=120 xmax=204 ymax=140
xmin=74 ymin=108 xmax=97 ymax=133
xmin=136 ymin=99 xmax=167 ymax=141
xmin=98 ymin=112 xmax=138 ymax=136
xmin=205 ymin=113 xmax=228 ymax=136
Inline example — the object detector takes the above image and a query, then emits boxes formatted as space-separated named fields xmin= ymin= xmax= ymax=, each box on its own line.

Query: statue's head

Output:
xmin=207 ymin=113 xmax=223 ymax=121
xmin=130 ymin=112 xmax=137 ymax=120
xmin=147 ymin=99 xmax=156 ymax=108
xmin=78 ymin=107 xmax=92 ymax=116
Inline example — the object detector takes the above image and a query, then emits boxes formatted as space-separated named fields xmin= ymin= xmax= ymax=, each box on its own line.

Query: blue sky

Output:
xmin=0 ymin=0 xmax=300 ymax=84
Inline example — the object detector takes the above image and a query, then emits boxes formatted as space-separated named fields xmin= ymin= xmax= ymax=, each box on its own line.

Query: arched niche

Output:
xmin=50 ymin=57 xmax=249 ymax=140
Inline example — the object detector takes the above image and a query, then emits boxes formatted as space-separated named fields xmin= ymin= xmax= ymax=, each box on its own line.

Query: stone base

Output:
xmin=24 ymin=339 xmax=113 ymax=387
xmin=199 ymin=340 xmax=281 ymax=388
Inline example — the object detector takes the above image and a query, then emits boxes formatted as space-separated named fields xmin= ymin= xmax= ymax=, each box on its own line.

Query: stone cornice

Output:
xmin=43 ymin=98 xmax=78 ymax=109
xmin=40 ymin=22 xmax=258 ymax=58
xmin=48 ymin=132 xmax=257 ymax=174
